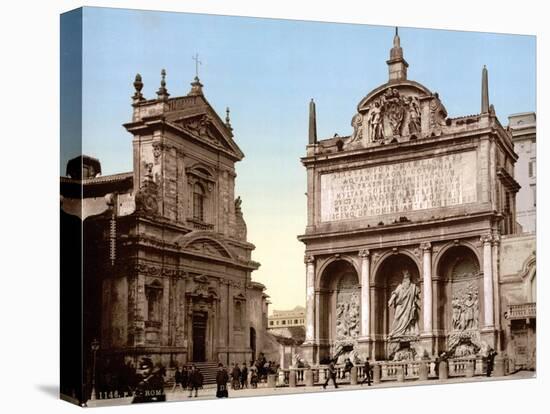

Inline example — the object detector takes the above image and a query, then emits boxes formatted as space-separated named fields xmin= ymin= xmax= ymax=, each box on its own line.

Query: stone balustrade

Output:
xmin=266 ymin=356 xmax=504 ymax=388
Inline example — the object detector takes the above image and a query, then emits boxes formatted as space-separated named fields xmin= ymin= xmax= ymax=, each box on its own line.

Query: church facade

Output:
xmin=61 ymin=71 xmax=271 ymax=380
xmin=299 ymin=29 xmax=536 ymax=368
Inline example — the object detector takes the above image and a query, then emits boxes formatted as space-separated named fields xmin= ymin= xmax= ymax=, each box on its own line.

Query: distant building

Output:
xmin=267 ymin=306 xmax=306 ymax=368
xmin=508 ymin=112 xmax=536 ymax=233
xmin=268 ymin=306 xmax=306 ymax=329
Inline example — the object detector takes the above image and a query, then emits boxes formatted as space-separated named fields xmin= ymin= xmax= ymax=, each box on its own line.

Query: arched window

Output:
xmin=193 ymin=183 xmax=205 ymax=221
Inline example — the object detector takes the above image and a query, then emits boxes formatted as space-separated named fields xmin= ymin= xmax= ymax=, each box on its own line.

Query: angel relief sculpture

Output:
xmin=367 ymin=101 xmax=384 ymax=142
xmin=347 ymin=113 xmax=364 ymax=145
xmin=406 ymin=96 xmax=421 ymax=135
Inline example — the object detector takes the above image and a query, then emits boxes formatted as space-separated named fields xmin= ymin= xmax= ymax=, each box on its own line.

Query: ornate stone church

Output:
xmin=299 ymin=29 xmax=536 ymax=368
xmin=61 ymin=70 xmax=274 ymax=378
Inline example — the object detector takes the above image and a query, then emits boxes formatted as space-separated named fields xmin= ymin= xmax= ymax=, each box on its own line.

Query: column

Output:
xmin=492 ymin=234 xmax=501 ymax=348
xmin=421 ymin=242 xmax=433 ymax=334
xmin=482 ymin=234 xmax=494 ymax=328
xmin=359 ymin=249 xmax=371 ymax=338
xmin=304 ymin=255 xmax=315 ymax=343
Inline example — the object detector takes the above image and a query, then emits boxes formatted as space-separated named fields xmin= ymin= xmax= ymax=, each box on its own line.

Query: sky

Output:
xmin=61 ymin=6 xmax=536 ymax=312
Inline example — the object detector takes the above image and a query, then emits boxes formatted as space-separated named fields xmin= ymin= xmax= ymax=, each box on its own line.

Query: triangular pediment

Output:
xmin=165 ymin=96 xmax=244 ymax=160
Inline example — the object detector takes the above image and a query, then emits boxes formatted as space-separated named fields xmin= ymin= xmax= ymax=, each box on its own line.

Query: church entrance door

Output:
xmin=192 ymin=312 xmax=207 ymax=362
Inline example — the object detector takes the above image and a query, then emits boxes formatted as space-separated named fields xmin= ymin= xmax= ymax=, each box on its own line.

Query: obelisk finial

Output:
xmin=481 ymin=65 xmax=489 ymax=113
xmin=309 ymin=99 xmax=317 ymax=145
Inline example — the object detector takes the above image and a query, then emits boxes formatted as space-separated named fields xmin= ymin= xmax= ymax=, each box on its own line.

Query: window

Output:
xmin=269 ymin=321 xmax=274 ymax=326
xmin=531 ymin=184 xmax=536 ymax=207
xmin=145 ymin=282 xmax=163 ymax=322
xmin=193 ymin=183 xmax=205 ymax=221
xmin=294 ymin=319 xmax=298 ymax=324
xmin=234 ymin=301 xmax=243 ymax=329
xmin=282 ymin=320 xmax=286 ymax=325
xmin=528 ymin=160 xmax=536 ymax=178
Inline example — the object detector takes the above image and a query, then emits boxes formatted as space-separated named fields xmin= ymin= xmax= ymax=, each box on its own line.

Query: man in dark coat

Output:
xmin=216 ymin=363 xmax=229 ymax=398
xmin=181 ymin=366 xmax=189 ymax=389
xmin=131 ymin=358 xmax=166 ymax=404
xmin=240 ymin=362 xmax=249 ymax=389
xmin=231 ymin=363 xmax=241 ymax=390
xmin=322 ymin=360 xmax=338 ymax=389
xmin=188 ymin=365 xmax=203 ymax=398
xmin=486 ymin=349 xmax=497 ymax=377
xmin=361 ymin=358 xmax=372 ymax=386
xmin=171 ymin=367 xmax=183 ymax=393
xmin=342 ymin=358 xmax=353 ymax=379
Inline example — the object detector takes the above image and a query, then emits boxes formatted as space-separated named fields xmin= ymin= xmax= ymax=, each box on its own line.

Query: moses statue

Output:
xmin=388 ymin=270 xmax=420 ymax=339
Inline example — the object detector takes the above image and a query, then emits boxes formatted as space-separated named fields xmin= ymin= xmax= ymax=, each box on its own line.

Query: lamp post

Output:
xmin=90 ymin=339 xmax=100 ymax=401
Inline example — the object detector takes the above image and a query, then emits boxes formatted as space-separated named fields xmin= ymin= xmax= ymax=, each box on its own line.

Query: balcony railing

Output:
xmin=187 ymin=218 xmax=214 ymax=231
xmin=507 ymin=303 xmax=536 ymax=320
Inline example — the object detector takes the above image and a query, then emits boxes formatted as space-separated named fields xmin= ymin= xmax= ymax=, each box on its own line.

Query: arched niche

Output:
xmin=435 ymin=245 xmax=481 ymax=343
xmin=317 ymin=259 xmax=360 ymax=360
xmin=372 ymin=253 xmax=421 ymax=347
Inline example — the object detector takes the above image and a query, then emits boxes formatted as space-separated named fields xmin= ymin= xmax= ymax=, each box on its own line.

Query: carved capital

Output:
xmin=358 ymin=249 xmax=370 ymax=258
xmin=420 ymin=242 xmax=432 ymax=252
xmin=480 ymin=233 xmax=493 ymax=245
xmin=304 ymin=255 xmax=315 ymax=265
xmin=491 ymin=232 xmax=501 ymax=246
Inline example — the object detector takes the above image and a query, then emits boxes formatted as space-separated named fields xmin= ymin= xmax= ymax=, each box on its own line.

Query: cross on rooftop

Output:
xmin=192 ymin=53 xmax=202 ymax=78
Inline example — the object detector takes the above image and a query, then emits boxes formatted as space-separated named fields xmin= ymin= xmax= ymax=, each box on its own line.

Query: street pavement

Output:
xmin=87 ymin=370 xmax=535 ymax=407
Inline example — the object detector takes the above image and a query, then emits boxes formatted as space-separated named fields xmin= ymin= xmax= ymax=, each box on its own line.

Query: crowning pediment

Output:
xmin=345 ymin=80 xmax=447 ymax=149
xmin=174 ymin=112 xmax=237 ymax=154
xmin=165 ymin=93 xmax=244 ymax=161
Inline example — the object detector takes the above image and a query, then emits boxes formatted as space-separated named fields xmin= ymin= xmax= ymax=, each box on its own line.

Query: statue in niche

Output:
xmin=388 ymin=270 xmax=420 ymax=339
xmin=406 ymin=96 xmax=421 ymax=135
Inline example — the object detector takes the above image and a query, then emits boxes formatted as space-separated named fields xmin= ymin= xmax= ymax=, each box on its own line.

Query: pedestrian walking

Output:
xmin=361 ymin=358 xmax=372 ymax=386
xmin=297 ymin=357 xmax=305 ymax=381
xmin=181 ymin=366 xmax=189 ymax=389
xmin=322 ymin=360 xmax=338 ymax=389
xmin=240 ymin=362 xmax=249 ymax=389
xmin=342 ymin=358 xmax=353 ymax=379
xmin=250 ymin=365 xmax=259 ymax=388
xmin=231 ymin=363 xmax=241 ymax=390
xmin=486 ymin=349 xmax=497 ymax=377
xmin=216 ymin=363 xmax=229 ymax=398
xmin=188 ymin=365 xmax=203 ymax=398
xmin=171 ymin=367 xmax=184 ymax=393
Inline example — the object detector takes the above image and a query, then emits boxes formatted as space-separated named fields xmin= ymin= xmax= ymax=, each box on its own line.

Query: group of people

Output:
xmin=230 ymin=362 xmax=252 ymax=390
xmin=171 ymin=365 xmax=204 ymax=398
xmin=322 ymin=357 xmax=373 ymax=389
xmin=169 ymin=347 xmax=499 ymax=400
xmin=214 ymin=361 xmax=259 ymax=398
